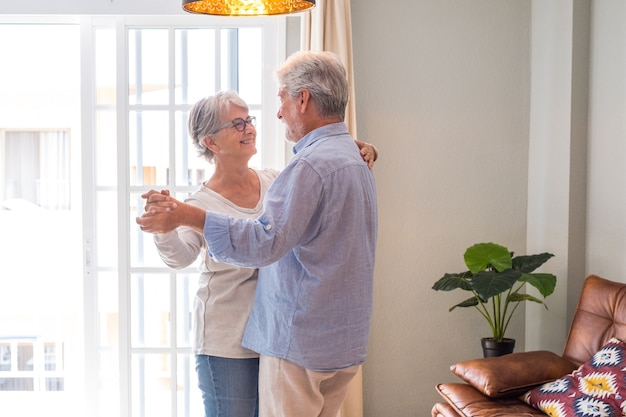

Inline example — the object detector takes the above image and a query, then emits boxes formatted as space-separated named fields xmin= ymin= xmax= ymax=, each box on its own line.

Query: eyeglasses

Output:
xmin=212 ymin=116 xmax=256 ymax=134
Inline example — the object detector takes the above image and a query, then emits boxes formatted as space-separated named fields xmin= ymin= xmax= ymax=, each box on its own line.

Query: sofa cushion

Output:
xmin=451 ymin=350 xmax=576 ymax=398
xmin=436 ymin=383 xmax=547 ymax=417
xmin=521 ymin=337 xmax=626 ymax=417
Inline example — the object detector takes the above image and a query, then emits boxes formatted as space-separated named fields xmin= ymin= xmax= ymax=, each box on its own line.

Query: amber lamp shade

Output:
xmin=182 ymin=0 xmax=315 ymax=16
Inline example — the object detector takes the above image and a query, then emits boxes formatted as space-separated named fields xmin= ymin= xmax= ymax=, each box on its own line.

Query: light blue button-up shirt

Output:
xmin=204 ymin=122 xmax=378 ymax=371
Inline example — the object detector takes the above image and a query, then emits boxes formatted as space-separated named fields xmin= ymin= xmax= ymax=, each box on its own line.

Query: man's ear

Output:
xmin=299 ymin=89 xmax=311 ymax=113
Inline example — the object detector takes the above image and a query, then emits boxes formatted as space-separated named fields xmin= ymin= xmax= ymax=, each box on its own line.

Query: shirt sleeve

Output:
xmin=203 ymin=158 xmax=323 ymax=267
xmin=153 ymin=226 xmax=204 ymax=269
xmin=153 ymin=193 xmax=207 ymax=269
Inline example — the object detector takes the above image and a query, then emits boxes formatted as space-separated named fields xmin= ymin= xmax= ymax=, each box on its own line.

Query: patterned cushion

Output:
xmin=521 ymin=337 xmax=626 ymax=417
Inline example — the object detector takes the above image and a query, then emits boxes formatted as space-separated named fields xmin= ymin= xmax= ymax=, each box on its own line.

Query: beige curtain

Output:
xmin=300 ymin=0 xmax=358 ymax=137
xmin=301 ymin=5 xmax=363 ymax=417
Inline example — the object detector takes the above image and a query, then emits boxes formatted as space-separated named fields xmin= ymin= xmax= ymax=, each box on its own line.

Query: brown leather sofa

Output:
xmin=431 ymin=274 xmax=626 ymax=417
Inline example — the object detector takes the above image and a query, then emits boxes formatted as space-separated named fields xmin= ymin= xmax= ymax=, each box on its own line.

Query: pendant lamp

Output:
xmin=182 ymin=0 xmax=315 ymax=16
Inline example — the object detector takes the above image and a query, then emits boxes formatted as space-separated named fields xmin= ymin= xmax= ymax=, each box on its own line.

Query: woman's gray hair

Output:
xmin=276 ymin=51 xmax=349 ymax=120
xmin=188 ymin=90 xmax=249 ymax=162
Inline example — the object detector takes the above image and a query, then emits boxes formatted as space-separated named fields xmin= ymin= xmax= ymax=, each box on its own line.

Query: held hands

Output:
xmin=143 ymin=189 xmax=179 ymax=213
xmin=135 ymin=189 xmax=181 ymax=234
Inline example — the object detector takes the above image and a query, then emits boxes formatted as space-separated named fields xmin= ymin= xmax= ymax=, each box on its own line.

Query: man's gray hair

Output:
xmin=276 ymin=51 xmax=349 ymax=121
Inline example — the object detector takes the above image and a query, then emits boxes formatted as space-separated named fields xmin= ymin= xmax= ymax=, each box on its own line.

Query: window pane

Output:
xmin=238 ymin=27 xmax=263 ymax=103
xmin=99 ymin=351 xmax=120 ymax=417
xmin=129 ymin=29 xmax=170 ymax=106
xmin=3 ymin=131 xmax=71 ymax=210
xmin=17 ymin=343 xmax=33 ymax=371
xmin=0 ymin=344 xmax=10 ymax=371
xmin=129 ymin=110 xmax=170 ymax=187
xmin=98 ymin=271 xmax=119 ymax=349
xmin=131 ymin=353 xmax=172 ymax=417
xmin=95 ymin=27 xmax=117 ymax=106
xmin=131 ymin=273 xmax=171 ymax=348
xmin=220 ymin=29 xmax=236 ymax=90
xmin=177 ymin=353 xmax=203 ymax=417
xmin=0 ymin=24 xmax=79 ymax=128
xmin=96 ymin=190 xmax=119 ymax=267
xmin=96 ymin=110 xmax=118 ymax=187
xmin=174 ymin=110 xmax=212 ymax=186
xmin=95 ymin=26 xmax=118 ymax=187
xmin=176 ymin=28 xmax=217 ymax=105
xmin=176 ymin=274 xmax=194 ymax=348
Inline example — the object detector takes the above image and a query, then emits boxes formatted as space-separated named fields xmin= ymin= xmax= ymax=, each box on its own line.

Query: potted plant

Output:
xmin=432 ymin=242 xmax=557 ymax=357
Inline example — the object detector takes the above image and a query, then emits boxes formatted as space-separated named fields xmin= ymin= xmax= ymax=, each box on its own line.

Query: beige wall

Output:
xmin=586 ymin=4 xmax=626 ymax=283
xmin=352 ymin=1 xmax=531 ymax=414
xmin=524 ymin=0 xmax=588 ymax=354
xmin=352 ymin=1 xmax=626 ymax=416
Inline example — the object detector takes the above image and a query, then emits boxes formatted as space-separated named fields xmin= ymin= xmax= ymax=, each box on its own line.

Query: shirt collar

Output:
xmin=293 ymin=122 xmax=349 ymax=155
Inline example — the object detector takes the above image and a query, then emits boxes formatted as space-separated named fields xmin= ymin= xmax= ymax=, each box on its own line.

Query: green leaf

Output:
xmin=432 ymin=272 xmax=473 ymax=291
xmin=471 ymin=269 xmax=520 ymax=300
xmin=507 ymin=292 xmax=546 ymax=305
xmin=512 ymin=253 xmax=554 ymax=273
xmin=449 ymin=296 xmax=480 ymax=311
xmin=519 ymin=272 xmax=557 ymax=297
xmin=464 ymin=242 xmax=512 ymax=273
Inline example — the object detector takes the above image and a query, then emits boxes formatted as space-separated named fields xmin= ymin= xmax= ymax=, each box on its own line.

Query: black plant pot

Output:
xmin=481 ymin=337 xmax=515 ymax=358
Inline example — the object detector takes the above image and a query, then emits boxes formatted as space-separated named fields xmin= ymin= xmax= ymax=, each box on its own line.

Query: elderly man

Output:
xmin=137 ymin=50 xmax=378 ymax=417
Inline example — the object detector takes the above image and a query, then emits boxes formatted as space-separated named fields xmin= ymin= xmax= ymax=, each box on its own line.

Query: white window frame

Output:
xmin=0 ymin=13 xmax=289 ymax=417
xmin=80 ymin=15 xmax=287 ymax=417
xmin=82 ymin=16 xmax=286 ymax=417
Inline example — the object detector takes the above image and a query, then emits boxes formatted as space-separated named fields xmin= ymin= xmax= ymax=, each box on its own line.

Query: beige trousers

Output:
xmin=258 ymin=355 xmax=359 ymax=417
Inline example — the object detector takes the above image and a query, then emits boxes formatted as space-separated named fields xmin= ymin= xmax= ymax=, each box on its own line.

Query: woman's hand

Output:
xmin=354 ymin=139 xmax=379 ymax=169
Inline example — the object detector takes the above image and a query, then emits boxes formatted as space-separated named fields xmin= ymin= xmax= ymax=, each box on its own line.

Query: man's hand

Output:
xmin=136 ymin=189 xmax=180 ymax=234
xmin=142 ymin=189 xmax=179 ymax=214
xmin=136 ymin=189 xmax=207 ymax=234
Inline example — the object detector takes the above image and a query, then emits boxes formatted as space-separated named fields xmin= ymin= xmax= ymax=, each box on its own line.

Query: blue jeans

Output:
xmin=195 ymin=355 xmax=259 ymax=417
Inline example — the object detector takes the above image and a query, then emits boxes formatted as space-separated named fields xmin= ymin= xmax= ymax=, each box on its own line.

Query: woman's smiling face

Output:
xmin=209 ymin=105 xmax=258 ymax=159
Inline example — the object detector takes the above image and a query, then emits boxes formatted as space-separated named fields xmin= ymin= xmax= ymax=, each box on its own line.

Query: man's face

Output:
xmin=277 ymin=87 xmax=303 ymax=143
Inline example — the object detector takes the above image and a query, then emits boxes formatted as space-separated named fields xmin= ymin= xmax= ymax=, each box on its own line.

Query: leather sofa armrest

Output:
xmin=435 ymin=383 xmax=547 ymax=417
xmin=431 ymin=401 xmax=461 ymax=417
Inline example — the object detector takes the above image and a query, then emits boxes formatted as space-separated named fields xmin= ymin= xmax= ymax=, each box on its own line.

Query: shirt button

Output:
xmin=265 ymin=224 xmax=273 ymax=231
